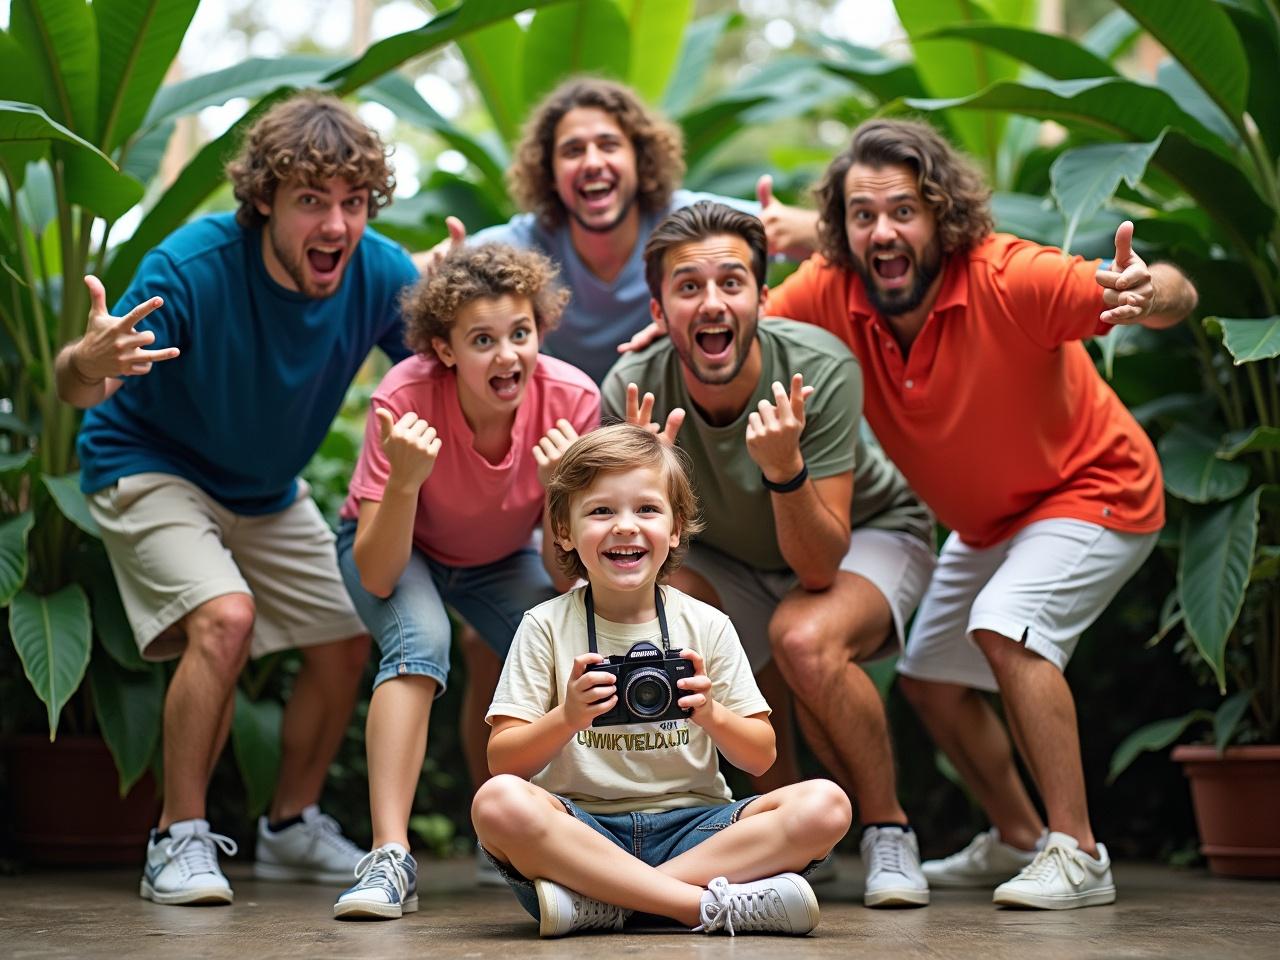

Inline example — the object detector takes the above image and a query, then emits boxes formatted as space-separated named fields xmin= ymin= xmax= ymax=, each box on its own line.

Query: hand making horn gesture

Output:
xmin=412 ymin=216 xmax=467 ymax=277
xmin=70 ymin=275 xmax=180 ymax=382
xmin=1095 ymin=220 xmax=1156 ymax=324
xmin=746 ymin=373 xmax=814 ymax=484
xmin=375 ymin=408 xmax=442 ymax=492
xmin=623 ymin=382 xmax=686 ymax=445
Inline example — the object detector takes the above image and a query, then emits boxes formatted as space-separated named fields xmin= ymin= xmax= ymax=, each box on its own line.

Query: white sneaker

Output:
xmin=697 ymin=873 xmax=819 ymax=935
xmin=476 ymin=842 xmax=506 ymax=887
xmin=333 ymin=843 xmax=418 ymax=920
xmin=860 ymin=825 xmax=930 ymax=907
xmin=255 ymin=804 xmax=365 ymax=884
xmin=993 ymin=832 xmax=1116 ymax=909
xmin=807 ymin=855 xmax=839 ymax=885
xmin=923 ymin=828 xmax=1043 ymax=888
xmin=534 ymin=878 xmax=631 ymax=937
xmin=139 ymin=818 xmax=237 ymax=906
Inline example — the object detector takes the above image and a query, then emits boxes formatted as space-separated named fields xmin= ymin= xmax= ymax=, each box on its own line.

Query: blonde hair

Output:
xmin=547 ymin=424 xmax=703 ymax=582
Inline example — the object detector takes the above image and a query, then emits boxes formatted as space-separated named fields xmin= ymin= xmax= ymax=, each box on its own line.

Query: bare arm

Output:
xmin=770 ymin=472 xmax=853 ymax=591
xmin=677 ymin=649 xmax=775 ymax=775
xmin=1095 ymin=220 xmax=1198 ymax=329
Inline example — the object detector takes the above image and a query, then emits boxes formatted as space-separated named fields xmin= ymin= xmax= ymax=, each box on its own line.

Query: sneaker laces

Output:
xmin=353 ymin=847 xmax=409 ymax=894
xmin=948 ymin=829 xmax=995 ymax=868
xmin=868 ymin=830 xmax=910 ymax=876
xmin=697 ymin=877 xmax=787 ymax=936
xmin=1015 ymin=841 xmax=1086 ymax=888
xmin=167 ymin=828 xmax=237 ymax=880
xmin=570 ymin=893 xmax=628 ymax=931
xmin=307 ymin=811 xmax=363 ymax=858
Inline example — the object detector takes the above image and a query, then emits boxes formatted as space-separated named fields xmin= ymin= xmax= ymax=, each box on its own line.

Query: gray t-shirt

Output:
xmin=472 ymin=189 xmax=757 ymax=385
xmin=603 ymin=319 xmax=933 ymax=571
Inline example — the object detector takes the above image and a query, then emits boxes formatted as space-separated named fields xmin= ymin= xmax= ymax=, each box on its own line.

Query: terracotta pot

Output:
xmin=1172 ymin=744 xmax=1280 ymax=879
xmin=3 ymin=734 xmax=159 ymax=865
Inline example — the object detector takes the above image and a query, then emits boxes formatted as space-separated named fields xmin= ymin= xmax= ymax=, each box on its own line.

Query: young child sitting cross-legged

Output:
xmin=472 ymin=424 xmax=851 ymax=937
xmin=332 ymin=244 xmax=600 ymax=919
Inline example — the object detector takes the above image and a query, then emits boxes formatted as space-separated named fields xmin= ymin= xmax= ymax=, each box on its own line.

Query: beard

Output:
xmin=853 ymin=236 xmax=943 ymax=316
xmin=264 ymin=222 xmax=345 ymax=299
xmin=670 ymin=313 xmax=758 ymax=386
xmin=567 ymin=187 xmax=638 ymax=234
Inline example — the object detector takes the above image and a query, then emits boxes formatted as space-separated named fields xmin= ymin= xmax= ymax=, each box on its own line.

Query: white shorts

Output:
xmin=897 ymin=518 xmax=1158 ymax=692
xmin=681 ymin=529 xmax=936 ymax=671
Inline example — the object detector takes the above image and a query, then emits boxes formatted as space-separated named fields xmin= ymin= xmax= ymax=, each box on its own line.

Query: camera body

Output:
xmin=591 ymin=640 xmax=695 ymax=727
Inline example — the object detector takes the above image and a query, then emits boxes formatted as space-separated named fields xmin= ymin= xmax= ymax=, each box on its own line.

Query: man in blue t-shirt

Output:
xmin=54 ymin=92 xmax=418 ymax=907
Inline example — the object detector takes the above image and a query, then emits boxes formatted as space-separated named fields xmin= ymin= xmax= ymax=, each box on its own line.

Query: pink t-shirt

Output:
xmin=340 ymin=354 xmax=600 ymax=567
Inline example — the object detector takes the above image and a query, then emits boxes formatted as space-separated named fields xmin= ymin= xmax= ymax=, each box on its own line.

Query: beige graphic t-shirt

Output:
xmin=487 ymin=585 xmax=770 ymax=814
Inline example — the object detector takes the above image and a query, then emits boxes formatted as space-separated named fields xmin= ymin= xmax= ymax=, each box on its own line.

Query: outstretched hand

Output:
xmin=532 ymin=418 xmax=580 ymax=488
xmin=617 ymin=322 xmax=666 ymax=354
xmin=71 ymin=275 xmax=179 ymax=382
xmin=624 ymin=382 xmax=685 ymax=445
xmin=412 ymin=216 xmax=468 ymax=276
xmin=756 ymin=174 xmax=818 ymax=260
xmin=1095 ymin=220 xmax=1156 ymax=324
xmin=376 ymin=408 xmax=442 ymax=493
xmin=745 ymin=373 xmax=813 ymax=482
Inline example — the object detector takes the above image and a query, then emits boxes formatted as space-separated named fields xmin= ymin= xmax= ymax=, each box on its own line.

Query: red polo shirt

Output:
xmin=768 ymin=234 xmax=1164 ymax=548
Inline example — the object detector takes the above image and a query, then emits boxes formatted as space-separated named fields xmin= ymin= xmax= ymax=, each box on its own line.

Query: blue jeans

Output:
xmin=481 ymin=795 xmax=759 ymax=922
xmin=336 ymin=519 xmax=555 ymax=692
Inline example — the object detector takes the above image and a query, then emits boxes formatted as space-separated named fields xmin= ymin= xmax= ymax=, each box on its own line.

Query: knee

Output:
xmin=974 ymin=629 xmax=1020 ymax=674
xmin=785 ymin=780 xmax=852 ymax=848
xmin=471 ymin=775 xmax=546 ymax=842
xmin=184 ymin=595 xmax=255 ymax=678
xmin=769 ymin=621 xmax=829 ymax=691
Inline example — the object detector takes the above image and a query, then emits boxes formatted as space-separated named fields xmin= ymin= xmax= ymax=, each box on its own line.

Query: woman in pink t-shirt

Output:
xmin=332 ymin=245 xmax=600 ymax=920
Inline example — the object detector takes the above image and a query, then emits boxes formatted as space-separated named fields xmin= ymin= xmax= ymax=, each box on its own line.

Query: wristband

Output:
xmin=761 ymin=462 xmax=808 ymax=493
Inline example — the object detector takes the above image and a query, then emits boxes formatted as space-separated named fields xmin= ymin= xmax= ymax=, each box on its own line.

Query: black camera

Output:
xmin=591 ymin=640 xmax=695 ymax=727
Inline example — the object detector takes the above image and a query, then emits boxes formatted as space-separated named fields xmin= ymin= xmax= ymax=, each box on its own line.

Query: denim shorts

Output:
xmin=481 ymin=795 xmax=759 ymax=922
xmin=336 ymin=518 xmax=556 ymax=692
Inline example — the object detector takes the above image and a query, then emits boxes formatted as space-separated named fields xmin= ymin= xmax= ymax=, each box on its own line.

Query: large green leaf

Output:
xmin=77 ymin=545 xmax=145 ymax=672
xmin=620 ymin=0 xmax=692 ymax=104
xmin=10 ymin=0 xmax=99 ymax=135
xmin=680 ymin=94 xmax=771 ymax=172
xmin=1218 ymin=426 xmax=1280 ymax=459
xmin=9 ymin=585 xmax=92 ymax=737
xmin=1159 ymin=424 xmax=1251 ymax=503
xmin=1115 ymin=0 xmax=1248 ymax=119
xmin=0 ymin=32 xmax=43 ymax=109
xmin=1156 ymin=58 xmax=1239 ymax=147
xmin=326 ymin=0 xmax=575 ymax=96
xmin=93 ymin=0 xmax=200 ymax=152
xmin=813 ymin=36 xmax=929 ymax=105
xmin=1178 ymin=489 xmax=1262 ymax=688
xmin=232 ymin=689 xmax=282 ymax=818
xmin=662 ymin=12 xmax=741 ymax=115
xmin=1214 ymin=690 xmax=1252 ymax=752
xmin=522 ymin=1 xmax=630 ymax=110
xmin=89 ymin=653 xmax=163 ymax=795
xmin=42 ymin=472 xmax=101 ymax=538
xmin=925 ymin=23 xmax=1119 ymax=81
xmin=1220 ymin=1 xmax=1280 ymax=158
xmin=1081 ymin=8 xmax=1140 ymax=60
xmin=0 ymin=511 xmax=35 ymax=605
xmin=1108 ymin=710 xmax=1213 ymax=782
xmin=456 ymin=19 xmax=527 ymax=147
xmin=1204 ymin=316 xmax=1280 ymax=365
xmin=1050 ymin=136 xmax=1164 ymax=253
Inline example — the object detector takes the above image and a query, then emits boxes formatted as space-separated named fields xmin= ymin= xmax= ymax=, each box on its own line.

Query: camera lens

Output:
xmin=624 ymin=668 xmax=673 ymax=719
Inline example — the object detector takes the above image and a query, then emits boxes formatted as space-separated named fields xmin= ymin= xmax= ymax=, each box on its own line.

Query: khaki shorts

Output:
xmin=681 ymin=528 xmax=937 ymax=671
xmin=88 ymin=472 xmax=366 ymax=661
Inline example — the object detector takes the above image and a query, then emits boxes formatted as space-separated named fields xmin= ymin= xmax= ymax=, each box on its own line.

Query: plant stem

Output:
xmin=1245 ymin=362 xmax=1277 ymax=480
xmin=1190 ymin=320 xmax=1243 ymax=430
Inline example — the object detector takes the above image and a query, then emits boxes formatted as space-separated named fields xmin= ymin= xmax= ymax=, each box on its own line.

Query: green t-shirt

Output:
xmin=603 ymin=318 xmax=932 ymax=571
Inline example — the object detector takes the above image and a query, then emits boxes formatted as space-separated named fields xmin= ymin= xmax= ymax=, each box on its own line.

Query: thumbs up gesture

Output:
xmin=1095 ymin=220 xmax=1156 ymax=324
xmin=412 ymin=216 xmax=468 ymax=277
xmin=69 ymin=275 xmax=179 ymax=383
xmin=755 ymin=174 xmax=819 ymax=261
xmin=376 ymin=408 xmax=442 ymax=494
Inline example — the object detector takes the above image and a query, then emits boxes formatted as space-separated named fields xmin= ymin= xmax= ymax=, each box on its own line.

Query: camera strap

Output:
xmin=584 ymin=585 xmax=671 ymax=654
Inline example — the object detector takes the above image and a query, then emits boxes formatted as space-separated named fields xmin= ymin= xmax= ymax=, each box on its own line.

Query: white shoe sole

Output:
xmin=333 ymin=893 xmax=418 ymax=920
xmin=254 ymin=861 xmax=355 ymax=885
xmin=993 ymin=885 xmax=1116 ymax=910
xmin=865 ymin=886 xmax=930 ymax=908
xmin=787 ymin=876 xmax=822 ymax=933
xmin=535 ymin=880 xmax=568 ymax=938
xmin=140 ymin=878 xmax=233 ymax=906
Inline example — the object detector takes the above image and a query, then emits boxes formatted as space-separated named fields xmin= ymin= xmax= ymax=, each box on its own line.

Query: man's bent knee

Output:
xmin=182 ymin=594 xmax=255 ymax=677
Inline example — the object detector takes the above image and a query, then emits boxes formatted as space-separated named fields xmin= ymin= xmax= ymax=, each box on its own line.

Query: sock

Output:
xmin=267 ymin=814 xmax=304 ymax=833
xmin=863 ymin=822 xmax=912 ymax=834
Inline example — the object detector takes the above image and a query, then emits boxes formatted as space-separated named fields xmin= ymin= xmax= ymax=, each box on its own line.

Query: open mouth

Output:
xmin=490 ymin=370 xmax=521 ymax=400
xmin=306 ymin=246 xmax=343 ymax=277
xmin=578 ymin=180 xmax=616 ymax=211
xmin=603 ymin=545 xmax=648 ymax=567
xmin=694 ymin=324 xmax=734 ymax=360
xmin=871 ymin=250 xmax=911 ymax=284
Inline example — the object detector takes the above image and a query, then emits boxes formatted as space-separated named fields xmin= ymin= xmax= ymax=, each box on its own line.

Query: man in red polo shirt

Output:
xmin=764 ymin=118 xmax=1197 ymax=910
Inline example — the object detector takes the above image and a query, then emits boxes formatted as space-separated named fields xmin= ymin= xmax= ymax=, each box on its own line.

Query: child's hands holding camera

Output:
xmin=563 ymin=653 xmax=618 ymax=731
xmin=677 ymin=649 xmax=715 ymax=725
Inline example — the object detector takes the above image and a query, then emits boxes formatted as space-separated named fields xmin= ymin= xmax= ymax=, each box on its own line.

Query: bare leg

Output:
xmin=366 ymin=675 xmax=439 ymax=849
xmin=749 ymin=663 xmax=800 ymax=792
xmin=459 ymin=625 xmax=502 ymax=789
xmin=897 ymin=676 xmax=1044 ymax=850
xmin=159 ymin=594 xmax=255 ymax=830
xmin=770 ymin=574 xmax=906 ymax=823
xmin=270 ymin=634 xmax=370 ymax=820
xmin=975 ymin=630 xmax=1096 ymax=854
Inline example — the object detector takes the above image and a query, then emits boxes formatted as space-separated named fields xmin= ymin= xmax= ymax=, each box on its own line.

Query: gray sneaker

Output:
xmin=923 ymin=828 xmax=1043 ymax=888
xmin=255 ymin=805 xmax=365 ymax=884
xmin=534 ymin=878 xmax=631 ymax=937
xmin=333 ymin=844 xmax=418 ymax=920
xmin=993 ymin=832 xmax=1116 ymax=910
xmin=697 ymin=873 xmax=819 ymax=935
xmin=139 ymin=818 xmax=237 ymax=906
xmin=861 ymin=825 xmax=929 ymax=907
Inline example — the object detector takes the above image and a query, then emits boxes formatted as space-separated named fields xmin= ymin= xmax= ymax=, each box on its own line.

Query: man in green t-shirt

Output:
xmin=602 ymin=201 xmax=936 ymax=909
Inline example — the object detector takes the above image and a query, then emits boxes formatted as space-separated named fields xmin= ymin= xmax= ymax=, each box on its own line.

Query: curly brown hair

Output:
xmin=401 ymin=243 xmax=568 ymax=359
xmin=547 ymin=424 xmax=704 ymax=583
xmin=227 ymin=91 xmax=396 ymax=229
xmin=813 ymin=118 xmax=993 ymax=270
xmin=508 ymin=77 xmax=685 ymax=230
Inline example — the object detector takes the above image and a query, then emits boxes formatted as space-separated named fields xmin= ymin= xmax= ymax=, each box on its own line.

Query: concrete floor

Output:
xmin=3 ymin=856 xmax=1278 ymax=960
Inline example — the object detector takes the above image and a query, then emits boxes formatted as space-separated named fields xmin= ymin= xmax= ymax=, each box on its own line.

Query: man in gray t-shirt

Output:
xmin=604 ymin=201 xmax=937 ymax=909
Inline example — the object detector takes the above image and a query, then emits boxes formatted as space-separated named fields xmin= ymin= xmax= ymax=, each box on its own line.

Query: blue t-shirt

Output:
xmin=77 ymin=213 xmax=417 ymax=514
xmin=472 ymin=189 xmax=757 ymax=384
